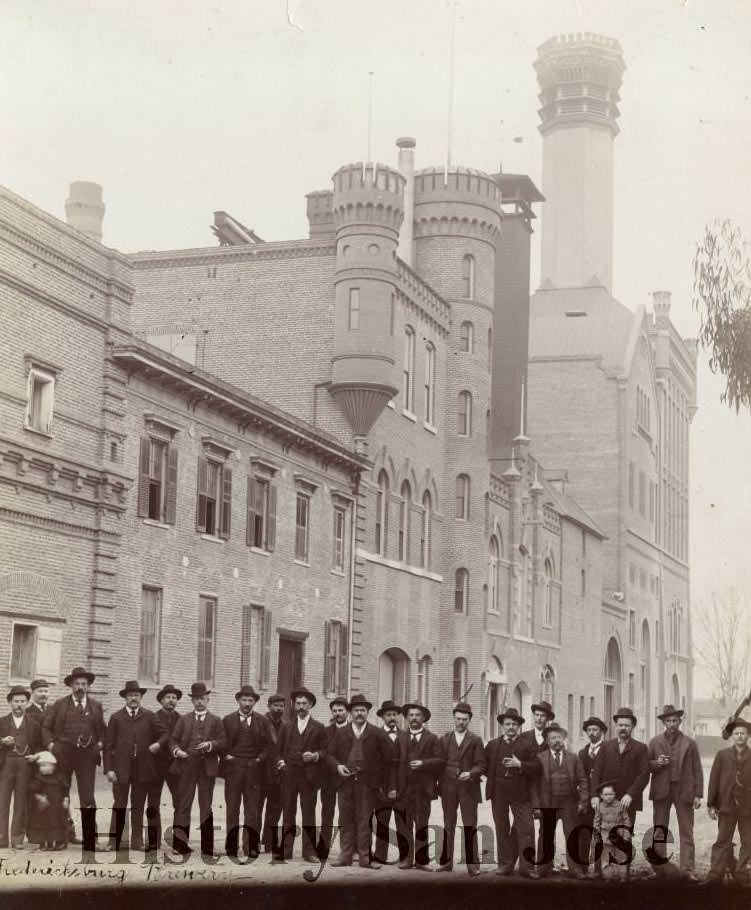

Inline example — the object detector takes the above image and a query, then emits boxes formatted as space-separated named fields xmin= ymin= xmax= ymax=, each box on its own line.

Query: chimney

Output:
xmin=652 ymin=290 xmax=671 ymax=324
xmin=396 ymin=137 xmax=416 ymax=266
xmin=306 ymin=190 xmax=335 ymax=241
xmin=535 ymin=34 xmax=625 ymax=292
xmin=65 ymin=181 xmax=105 ymax=242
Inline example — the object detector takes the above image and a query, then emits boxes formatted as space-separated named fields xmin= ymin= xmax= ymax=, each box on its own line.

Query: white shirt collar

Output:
xmin=12 ymin=714 xmax=24 ymax=728
xmin=454 ymin=730 xmax=467 ymax=744
xmin=73 ymin=695 xmax=87 ymax=709
xmin=410 ymin=727 xmax=424 ymax=738
xmin=535 ymin=728 xmax=545 ymax=742
xmin=297 ymin=714 xmax=310 ymax=733
xmin=352 ymin=723 xmax=366 ymax=738
xmin=194 ymin=711 xmax=207 ymax=720
xmin=238 ymin=710 xmax=252 ymax=722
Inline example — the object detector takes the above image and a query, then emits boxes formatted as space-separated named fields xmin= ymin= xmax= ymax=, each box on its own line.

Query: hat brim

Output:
xmin=402 ymin=703 xmax=431 ymax=723
xmin=347 ymin=700 xmax=373 ymax=711
xmin=235 ymin=691 xmax=260 ymax=701
xmin=531 ymin=704 xmax=555 ymax=718
xmin=376 ymin=704 xmax=402 ymax=717
xmin=6 ymin=690 xmax=30 ymax=702
xmin=120 ymin=687 xmax=147 ymax=698
xmin=290 ymin=689 xmax=317 ymax=707
xmin=613 ymin=713 xmax=637 ymax=724
xmin=497 ymin=713 xmax=525 ymax=725
xmin=157 ymin=688 xmax=183 ymax=701
xmin=657 ymin=710 xmax=684 ymax=721
xmin=582 ymin=719 xmax=608 ymax=733
xmin=64 ymin=672 xmax=95 ymax=686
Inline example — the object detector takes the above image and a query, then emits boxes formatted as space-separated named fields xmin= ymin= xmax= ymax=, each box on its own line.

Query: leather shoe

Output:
xmin=519 ymin=870 xmax=540 ymax=880
xmin=303 ymin=853 xmax=319 ymax=863
xmin=398 ymin=860 xmax=413 ymax=870
xmin=329 ymin=857 xmax=352 ymax=867
xmin=437 ymin=862 xmax=453 ymax=872
xmin=467 ymin=865 xmax=481 ymax=876
xmin=496 ymin=865 xmax=513 ymax=876
xmin=269 ymin=858 xmax=287 ymax=865
xmin=359 ymin=861 xmax=381 ymax=869
xmin=684 ymin=872 xmax=699 ymax=883
xmin=414 ymin=863 xmax=432 ymax=872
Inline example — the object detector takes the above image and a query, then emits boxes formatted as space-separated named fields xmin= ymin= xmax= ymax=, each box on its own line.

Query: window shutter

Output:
xmin=165 ymin=448 xmax=178 ymax=525
xmin=35 ymin=625 xmax=63 ymax=683
xmin=323 ymin=620 xmax=331 ymax=692
xmin=261 ymin=608 xmax=272 ymax=687
xmin=247 ymin=477 xmax=257 ymax=546
xmin=196 ymin=457 xmax=208 ymax=532
xmin=338 ymin=624 xmax=348 ymax=696
xmin=266 ymin=485 xmax=277 ymax=551
xmin=137 ymin=437 xmax=151 ymax=518
xmin=220 ymin=467 xmax=232 ymax=539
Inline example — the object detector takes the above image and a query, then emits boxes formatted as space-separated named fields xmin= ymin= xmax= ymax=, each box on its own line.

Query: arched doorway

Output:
xmin=603 ymin=637 xmax=622 ymax=735
xmin=378 ymin=647 xmax=410 ymax=708
xmin=484 ymin=658 xmax=506 ymax=741
xmin=509 ymin=681 xmax=532 ymax=726
xmin=640 ymin=621 xmax=651 ymax=739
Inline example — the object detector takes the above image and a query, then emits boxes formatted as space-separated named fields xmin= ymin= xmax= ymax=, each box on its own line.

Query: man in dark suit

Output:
xmin=484 ymin=706 xmax=540 ymax=878
xmin=578 ymin=715 xmax=607 ymax=876
xmin=103 ymin=680 xmax=161 ymax=853
xmin=706 ymin=719 xmax=751 ymax=883
xmin=591 ymin=707 xmax=649 ymax=831
xmin=437 ymin=701 xmax=486 ymax=875
xmin=0 ymin=686 xmax=42 ymax=848
xmin=530 ymin=723 xmax=589 ymax=879
xmin=647 ymin=704 xmax=703 ymax=880
xmin=152 ymin=683 xmax=182 ymax=845
xmin=373 ymin=699 xmax=407 ymax=865
xmin=42 ymin=666 xmax=106 ymax=849
xmin=221 ymin=685 xmax=271 ymax=858
xmin=169 ymin=681 xmax=226 ymax=858
xmin=398 ymin=701 xmax=444 ymax=871
xmin=259 ymin=693 xmax=285 ymax=855
xmin=518 ymin=701 xmax=555 ymax=754
xmin=25 ymin=680 xmax=50 ymax=724
xmin=275 ymin=687 xmax=327 ymax=863
xmin=318 ymin=696 xmax=349 ymax=857
xmin=327 ymin=694 xmax=386 ymax=868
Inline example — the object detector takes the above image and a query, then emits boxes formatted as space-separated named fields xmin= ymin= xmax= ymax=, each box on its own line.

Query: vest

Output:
xmin=495 ymin=739 xmax=522 ymax=782
xmin=233 ymin=715 xmax=257 ymax=760
xmin=286 ymin=723 xmax=308 ymax=764
xmin=446 ymin=735 xmax=461 ymax=772
xmin=188 ymin=716 xmax=207 ymax=753
xmin=61 ymin=699 xmax=95 ymax=745
xmin=347 ymin=731 xmax=365 ymax=769
xmin=6 ymin=717 xmax=30 ymax=756
xmin=550 ymin=754 xmax=573 ymax=800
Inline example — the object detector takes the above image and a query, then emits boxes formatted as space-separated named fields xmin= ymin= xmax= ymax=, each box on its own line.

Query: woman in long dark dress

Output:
xmin=27 ymin=752 xmax=69 ymax=850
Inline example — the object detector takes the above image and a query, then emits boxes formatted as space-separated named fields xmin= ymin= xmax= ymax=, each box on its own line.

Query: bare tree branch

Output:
xmin=694 ymin=587 xmax=751 ymax=706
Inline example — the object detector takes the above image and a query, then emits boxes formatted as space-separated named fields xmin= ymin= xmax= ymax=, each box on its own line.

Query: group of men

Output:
xmin=1 ymin=667 xmax=750 ymax=884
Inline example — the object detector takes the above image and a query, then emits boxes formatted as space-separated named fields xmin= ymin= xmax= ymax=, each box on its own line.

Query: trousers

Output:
xmin=336 ymin=778 xmax=375 ymax=864
xmin=440 ymin=783 xmax=479 ymax=867
xmin=172 ymin=760 xmax=216 ymax=855
xmin=652 ymin=785 xmax=696 ymax=871
xmin=0 ymin=757 xmax=32 ymax=845
xmin=224 ymin=763 xmax=261 ymax=855
xmin=491 ymin=791 xmax=535 ymax=874
xmin=710 ymin=811 xmax=751 ymax=877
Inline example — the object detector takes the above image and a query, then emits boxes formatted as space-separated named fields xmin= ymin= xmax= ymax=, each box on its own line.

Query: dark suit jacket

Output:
xmin=397 ymin=728 xmax=444 ymax=799
xmin=518 ymin=729 xmax=548 ymax=755
xmin=42 ymin=694 xmax=106 ymax=751
xmin=276 ymin=716 xmax=328 ymax=787
xmin=103 ymin=707 xmax=159 ymax=783
xmin=25 ymin=703 xmax=48 ymax=725
xmin=591 ymin=737 xmax=650 ymax=810
xmin=220 ymin=710 xmax=272 ymax=775
xmin=263 ymin=712 xmax=284 ymax=782
xmin=438 ymin=730 xmax=486 ymax=803
xmin=578 ymin=741 xmax=605 ymax=782
xmin=0 ymin=713 xmax=43 ymax=768
xmin=326 ymin=722 xmax=388 ymax=791
xmin=380 ymin=729 xmax=402 ymax=798
xmin=531 ymin=749 xmax=589 ymax=809
xmin=648 ymin=732 xmax=703 ymax=802
xmin=708 ymin=746 xmax=751 ymax=814
xmin=168 ymin=711 xmax=226 ymax=777
xmin=484 ymin=735 xmax=541 ymax=803
xmin=153 ymin=708 xmax=181 ymax=774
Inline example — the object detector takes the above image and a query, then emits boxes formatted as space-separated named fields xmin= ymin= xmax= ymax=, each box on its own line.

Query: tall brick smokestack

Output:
xmin=65 ymin=181 xmax=105 ymax=242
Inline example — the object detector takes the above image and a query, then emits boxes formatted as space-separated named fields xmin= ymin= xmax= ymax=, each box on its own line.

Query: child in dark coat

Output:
xmin=27 ymin=751 xmax=69 ymax=850
xmin=593 ymin=781 xmax=632 ymax=880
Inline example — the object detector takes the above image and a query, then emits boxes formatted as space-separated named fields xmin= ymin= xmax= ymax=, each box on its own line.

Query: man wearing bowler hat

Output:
xmin=152 ymin=684 xmax=183 ymax=840
xmin=373 ymin=699 xmax=407 ymax=865
xmin=221 ymin=684 xmax=272 ymax=858
xmin=169 ymin=682 xmax=226 ymax=858
xmin=275 ymin=687 xmax=327 ymax=863
xmin=103 ymin=680 xmax=161 ymax=852
xmin=398 ymin=701 xmax=444 ymax=871
xmin=591 ymin=707 xmax=649 ymax=830
xmin=437 ymin=702 xmax=486 ymax=875
xmin=0 ymin=686 xmax=42 ymax=848
xmin=327 ymin=694 xmax=386 ymax=868
xmin=647 ymin=704 xmax=703 ymax=880
xmin=259 ymin=693 xmax=286 ymax=856
xmin=484 ymin=707 xmax=540 ymax=878
xmin=318 ymin=695 xmax=349 ymax=857
xmin=519 ymin=701 xmax=555 ymax=754
xmin=578 ymin=716 xmax=608 ymax=876
xmin=42 ymin=667 xmax=105 ymax=848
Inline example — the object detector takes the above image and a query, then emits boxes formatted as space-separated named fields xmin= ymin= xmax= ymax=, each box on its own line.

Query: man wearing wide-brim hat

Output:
xmin=168 ymin=682 xmax=227 ymax=859
xmin=706 ymin=719 xmax=751 ymax=882
xmin=41 ymin=667 xmax=106 ymax=849
xmin=646 ymin=705 xmax=703 ymax=880
xmin=152 ymin=684 xmax=183 ymax=839
xmin=397 ymin=701 xmax=444 ymax=870
xmin=103 ymin=681 xmax=161 ymax=852
xmin=591 ymin=707 xmax=649 ymax=832
xmin=319 ymin=696 xmax=349 ymax=858
xmin=221 ymin=685 xmax=272 ymax=858
xmin=0 ymin=685 xmax=42 ymax=848
xmin=326 ymin=694 xmax=387 ymax=868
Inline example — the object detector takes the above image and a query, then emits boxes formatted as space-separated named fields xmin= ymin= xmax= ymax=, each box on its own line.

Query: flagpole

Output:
xmin=445 ymin=1 xmax=457 ymax=186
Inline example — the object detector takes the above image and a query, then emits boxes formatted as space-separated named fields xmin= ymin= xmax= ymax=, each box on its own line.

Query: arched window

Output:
xmin=398 ymin=481 xmax=411 ymax=563
xmin=454 ymin=568 xmax=469 ymax=614
xmin=403 ymin=326 xmax=415 ymax=411
xmin=541 ymin=665 xmax=555 ymax=704
xmin=424 ymin=343 xmax=436 ymax=425
xmin=459 ymin=320 xmax=474 ymax=353
xmin=543 ymin=558 xmax=554 ymax=627
xmin=458 ymin=391 xmax=472 ymax=437
xmin=375 ymin=470 xmax=389 ymax=556
xmin=488 ymin=536 xmax=500 ymax=613
xmin=417 ymin=655 xmax=432 ymax=707
xmin=455 ymin=474 xmax=470 ymax=520
xmin=420 ymin=490 xmax=432 ymax=569
xmin=461 ymin=254 xmax=475 ymax=299
xmin=452 ymin=658 xmax=468 ymax=702
xmin=487 ymin=327 xmax=493 ymax=371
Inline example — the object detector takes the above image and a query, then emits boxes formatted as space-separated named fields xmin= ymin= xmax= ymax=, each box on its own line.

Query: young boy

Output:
xmin=593 ymin=780 xmax=632 ymax=880
xmin=27 ymin=752 xmax=69 ymax=851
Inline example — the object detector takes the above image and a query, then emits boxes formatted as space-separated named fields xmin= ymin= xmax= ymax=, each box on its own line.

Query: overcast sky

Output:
xmin=3 ymin=0 xmax=750 ymax=696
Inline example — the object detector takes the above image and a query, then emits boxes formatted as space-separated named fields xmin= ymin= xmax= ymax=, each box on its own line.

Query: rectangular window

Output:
xmin=649 ymin=482 xmax=655 ymax=524
xmin=424 ymin=345 xmax=435 ymax=425
xmin=196 ymin=457 xmax=231 ymax=538
xmin=25 ymin=368 xmax=55 ymax=433
xmin=638 ymin=470 xmax=646 ymax=516
xmin=332 ymin=506 xmax=346 ymax=571
xmin=10 ymin=624 xmax=37 ymax=680
xmin=348 ymin=288 xmax=360 ymax=330
xmin=454 ymin=570 xmax=468 ymax=614
xmin=579 ymin=695 xmax=585 ymax=731
xmin=567 ymin=694 xmax=574 ymax=735
xmin=10 ymin=622 xmax=63 ymax=683
xmin=240 ymin=604 xmax=253 ymax=687
xmin=138 ymin=437 xmax=178 ymax=524
xmin=295 ymin=493 xmax=310 ymax=562
xmin=628 ymin=672 xmax=635 ymax=706
xmin=580 ymin=568 xmax=586 ymax=596
xmin=249 ymin=604 xmax=272 ymax=689
xmin=197 ymin=596 xmax=217 ymax=685
xmin=247 ymin=476 xmax=276 ymax=550
xmin=139 ymin=587 xmax=162 ymax=682
xmin=628 ymin=461 xmax=634 ymax=508
xmin=628 ymin=610 xmax=636 ymax=648
xmin=324 ymin=620 xmax=348 ymax=695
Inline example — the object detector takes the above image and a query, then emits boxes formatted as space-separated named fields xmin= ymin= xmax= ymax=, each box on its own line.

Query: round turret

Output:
xmin=65 ymin=181 xmax=105 ymax=242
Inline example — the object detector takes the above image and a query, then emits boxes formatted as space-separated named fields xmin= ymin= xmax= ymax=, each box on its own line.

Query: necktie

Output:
xmin=76 ymin=700 xmax=84 ymax=713
xmin=130 ymin=710 xmax=137 ymax=719
xmin=555 ymin=752 xmax=562 ymax=767
xmin=410 ymin=734 xmax=418 ymax=747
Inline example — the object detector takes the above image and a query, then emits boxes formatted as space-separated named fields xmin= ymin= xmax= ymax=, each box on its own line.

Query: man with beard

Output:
xmin=259 ymin=693 xmax=285 ymax=856
xmin=328 ymin=694 xmax=386 ymax=869
xmin=397 ymin=702 xmax=444 ymax=871
xmin=0 ymin=686 xmax=42 ymax=848
xmin=25 ymin=680 xmax=50 ymax=724
xmin=591 ymin=708 xmax=649 ymax=833
xmin=221 ymin=685 xmax=271 ymax=859
xmin=152 ymin=684 xmax=183 ymax=845
xmin=578 ymin=715 xmax=608 ymax=876
xmin=437 ymin=702 xmax=486 ymax=875
xmin=484 ymin=707 xmax=540 ymax=878
xmin=275 ymin=687 xmax=327 ymax=863
xmin=373 ymin=700 xmax=407 ymax=866
xmin=318 ymin=696 xmax=349 ymax=857
xmin=705 ymin=719 xmax=751 ymax=883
